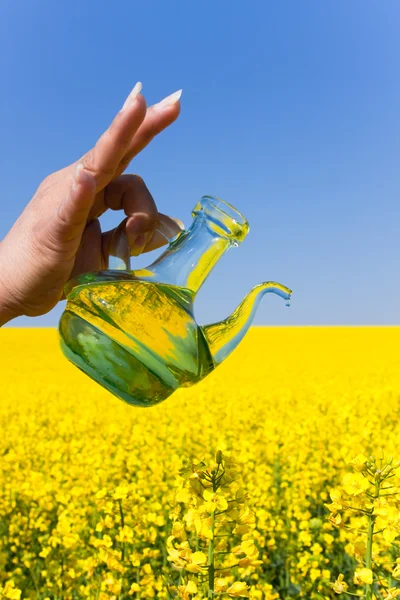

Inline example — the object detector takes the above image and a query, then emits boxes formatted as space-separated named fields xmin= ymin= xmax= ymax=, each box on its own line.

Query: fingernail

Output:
xmin=131 ymin=232 xmax=148 ymax=256
xmin=72 ymin=163 xmax=85 ymax=190
xmin=121 ymin=81 xmax=143 ymax=111
xmin=72 ymin=162 xmax=95 ymax=191
xmin=154 ymin=89 xmax=182 ymax=111
xmin=74 ymin=163 xmax=84 ymax=184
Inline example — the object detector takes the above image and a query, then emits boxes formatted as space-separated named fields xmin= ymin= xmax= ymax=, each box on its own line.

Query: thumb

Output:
xmin=54 ymin=164 xmax=97 ymax=249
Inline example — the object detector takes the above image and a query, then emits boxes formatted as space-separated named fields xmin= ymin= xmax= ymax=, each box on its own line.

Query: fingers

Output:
xmin=145 ymin=214 xmax=184 ymax=252
xmin=78 ymin=86 xmax=181 ymax=190
xmin=114 ymin=90 xmax=182 ymax=178
xmin=91 ymin=174 xmax=159 ymax=254
xmin=102 ymin=212 xmax=184 ymax=265
xmin=89 ymin=173 xmax=157 ymax=222
xmin=79 ymin=82 xmax=147 ymax=190
xmin=72 ymin=84 xmax=181 ymax=228
xmin=64 ymin=83 xmax=182 ymax=267
xmin=52 ymin=164 xmax=97 ymax=252
xmin=68 ymin=219 xmax=103 ymax=279
xmin=38 ymin=80 xmax=149 ymax=261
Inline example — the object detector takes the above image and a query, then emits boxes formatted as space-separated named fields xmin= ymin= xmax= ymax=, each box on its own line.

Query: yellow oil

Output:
xmin=59 ymin=280 xmax=215 ymax=407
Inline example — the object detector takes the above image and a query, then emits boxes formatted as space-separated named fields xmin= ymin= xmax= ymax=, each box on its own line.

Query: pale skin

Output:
xmin=0 ymin=83 xmax=183 ymax=326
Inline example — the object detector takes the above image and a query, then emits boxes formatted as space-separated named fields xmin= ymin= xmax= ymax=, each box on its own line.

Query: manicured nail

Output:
xmin=121 ymin=81 xmax=142 ymax=111
xmin=155 ymin=89 xmax=182 ymax=111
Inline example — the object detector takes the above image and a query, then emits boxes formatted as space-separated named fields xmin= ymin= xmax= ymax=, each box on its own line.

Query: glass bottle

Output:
xmin=59 ymin=196 xmax=291 ymax=407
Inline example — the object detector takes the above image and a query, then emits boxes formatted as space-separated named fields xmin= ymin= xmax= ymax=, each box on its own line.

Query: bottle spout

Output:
xmin=201 ymin=282 xmax=292 ymax=366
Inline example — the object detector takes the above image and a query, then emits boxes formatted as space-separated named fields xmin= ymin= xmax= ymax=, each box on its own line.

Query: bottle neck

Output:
xmin=148 ymin=217 xmax=232 ymax=294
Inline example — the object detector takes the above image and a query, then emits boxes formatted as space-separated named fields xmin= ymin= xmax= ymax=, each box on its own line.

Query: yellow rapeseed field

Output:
xmin=1 ymin=327 xmax=400 ymax=600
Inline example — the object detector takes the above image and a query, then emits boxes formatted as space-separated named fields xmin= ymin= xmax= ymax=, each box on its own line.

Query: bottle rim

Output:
xmin=193 ymin=195 xmax=250 ymax=244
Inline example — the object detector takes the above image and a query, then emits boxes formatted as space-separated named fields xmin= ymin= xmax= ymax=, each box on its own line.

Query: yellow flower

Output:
xmin=112 ymin=485 xmax=129 ymax=500
xmin=392 ymin=564 xmax=400 ymax=580
xmin=141 ymin=563 xmax=152 ymax=575
xmin=332 ymin=573 xmax=348 ymax=594
xmin=176 ymin=487 xmax=193 ymax=504
xmin=233 ymin=523 xmax=250 ymax=536
xmin=329 ymin=513 xmax=342 ymax=527
xmin=203 ymin=489 xmax=228 ymax=513
xmin=227 ymin=581 xmax=250 ymax=597
xmin=90 ymin=534 xmax=113 ymax=549
xmin=233 ymin=540 xmax=263 ymax=567
xmin=95 ymin=488 xmax=108 ymax=499
xmin=214 ymin=578 xmax=229 ymax=593
xmin=116 ymin=525 xmax=134 ymax=543
xmin=171 ymin=520 xmax=186 ymax=539
xmin=354 ymin=568 xmax=373 ymax=585
xmin=346 ymin=539 xmax=366 ymax=560
xmin=167 ymin=540 xmax=208 ymax=574
xmin=1 ymin=581 xmax=21 ymax=600
xmin=128 ymin=583 xmax=140 ymax=594
xmin=326 ymin=488 xmax=347 ymax=513
xmin=185 ymin=550 xmax=207 ymax=573
xmin=177 ymin=580 xmax=198 ymax=598
xmin=103 ymin=573 xmax=122 ymax=595
xmin=39 ymin=546 xmax=51 ymax=558
xmin=348 ymin=453 xmax=369 ymax=472
xmin=96 ymin=514 xmax=114 ymax=531
xmin=185 ymin=580 xmax=197 ymax=594
xmin=342 ymin=472 xmax=369 ymax=496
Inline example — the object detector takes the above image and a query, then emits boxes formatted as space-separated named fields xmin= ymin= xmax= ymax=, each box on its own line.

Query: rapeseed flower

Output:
xmin=1 ymin=327 xmax=400 ymax=598
xmin=354 ymin=567 xmax=373 ymax=585
xmin=332 ymin=573 xmax=348 ymax=594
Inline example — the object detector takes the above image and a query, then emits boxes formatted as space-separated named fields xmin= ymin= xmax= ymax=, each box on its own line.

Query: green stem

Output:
xmin=208 ymin=509 xmax=216 ymax=598
xmin=365 ymin=515 xmax=375 ymax=600
xmin=95 ymin=575 xmax=101 ymax=600
xmin=118 ymin=499 xmax=125 ymax=562
xmin=365 ymin=478 xmax=380 ymax=600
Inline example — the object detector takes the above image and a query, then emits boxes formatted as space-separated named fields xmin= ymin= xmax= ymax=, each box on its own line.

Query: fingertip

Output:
xmin=130 ymin=231 xmax=153 ymax=257
xmin=116 ymin=93 xmax=148 ymax=144
xmin=124 ymin=92 xmax=147 ymax=116
xmin=142 ymin=229 xmax=169 ymax=253
xmin=74 ymin=163 xmax=97 ymax=192
xmin=173 ymin=217 xmax=185 ymax=230
xmin=147 ymin=89 xmax=182 ymax=126
xmin=157 ymin=98 xmax=181 ymax=124
xmin=141 ymin=216 xmax=185 ymax=254
xmin=126 ymin=212 xmax=158 ymax=236
xmin=120 ymin=87 xmax=147 ymax=122
xmin=153 ymin=89 xmax=182 ymax=112
xmin=158 ymin=213 xmax=185 ymax=237
xmin=121 ymin=81 xmax=143 ymax=111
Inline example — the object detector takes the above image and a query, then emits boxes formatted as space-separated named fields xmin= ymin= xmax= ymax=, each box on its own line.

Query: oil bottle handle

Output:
xmin=107 ymin=218 xmax=183 ymax=271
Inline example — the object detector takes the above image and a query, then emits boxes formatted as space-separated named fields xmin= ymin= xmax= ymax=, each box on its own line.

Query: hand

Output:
xmin=0 ymin=83 xmax=183 ymax=325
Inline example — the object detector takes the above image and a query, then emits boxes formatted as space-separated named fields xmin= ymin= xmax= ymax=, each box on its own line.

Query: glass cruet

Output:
xmin=59 ymin=196 xmax=291 ymax=407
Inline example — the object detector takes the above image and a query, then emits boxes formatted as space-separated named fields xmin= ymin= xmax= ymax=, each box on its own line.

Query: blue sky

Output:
xmin=1 ymin=1 xmax=399 ymax=326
